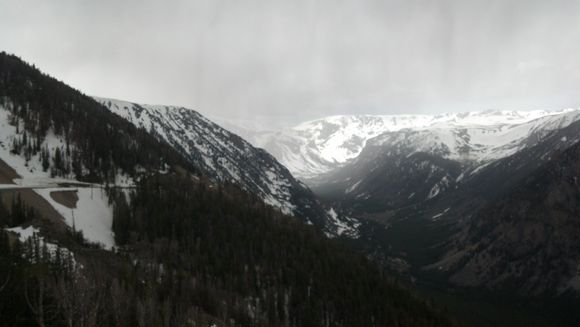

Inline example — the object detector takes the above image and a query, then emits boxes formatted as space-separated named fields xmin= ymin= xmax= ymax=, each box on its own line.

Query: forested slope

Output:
xmin=0 ymin=52 xmax=456 ymax=326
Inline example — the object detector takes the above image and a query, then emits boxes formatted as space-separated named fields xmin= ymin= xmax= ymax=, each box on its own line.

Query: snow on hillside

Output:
xmin=0 ymin=107 xmax=54 ymax=181
xmin=35 ymin=187 xmax=115 ymax=250
xmin=95 ymin=97 xmax=366 ymax=238
xmin=0 ymin=104 xmax=117 ymax=250
xmin=325 ymin=207 xmax=360 ymax=238
xmin=94 ymin=97 xmax=331 ymax=226
xmin=6 ymin=225 xmax=77 ymax=266
xmin=7 ymin=225 xmax=44 ymax=244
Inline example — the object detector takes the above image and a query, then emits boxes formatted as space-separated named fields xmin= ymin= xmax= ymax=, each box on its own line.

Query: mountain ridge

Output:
xmin=94 ymin=97 xmax=361 ymax=236
xmin=225 ymin=109 xmax=580 ymax=181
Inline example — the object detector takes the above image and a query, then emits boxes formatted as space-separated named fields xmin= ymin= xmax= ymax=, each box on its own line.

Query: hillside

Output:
xmin=252 ymin=104 xmax=580 ymax=325
xmin=0 ymin=52 xmax=456 ymax=326
xmin=94 ymin=97 xmax=339 ymax=232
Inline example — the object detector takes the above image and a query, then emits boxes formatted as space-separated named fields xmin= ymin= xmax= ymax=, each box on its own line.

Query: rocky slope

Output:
xmin=429 ymin=119 xmax=580 ymax=295
xmin=95 ymin=98 xmax=358 ymax=235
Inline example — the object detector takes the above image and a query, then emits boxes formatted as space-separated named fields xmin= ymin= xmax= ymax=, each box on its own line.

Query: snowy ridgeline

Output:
xmin=95 ymin=97 xmax=361 ymax=237
xmin=222 ymin=109 xmax=580 ymax=180
xmin=95 ymin=97 xmax=305 ymax=218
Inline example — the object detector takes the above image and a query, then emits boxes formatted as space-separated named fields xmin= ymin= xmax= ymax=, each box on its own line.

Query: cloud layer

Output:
xmin=1 ymin=0 xmax=579 ymax=125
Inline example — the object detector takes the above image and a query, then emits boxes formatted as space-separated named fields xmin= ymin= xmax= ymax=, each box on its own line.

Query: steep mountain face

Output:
xmin=233 ymin=110 xmax=577 ymax=182
xmin=428 ymin=119 xmax=580 ymax=295
xmin=94 ymin=97 xmax=354 ymax=234
xmin=313 ymin=146 xmax=463 ymax=216
xmin=444 ymin=150 xmax=580 ymax=294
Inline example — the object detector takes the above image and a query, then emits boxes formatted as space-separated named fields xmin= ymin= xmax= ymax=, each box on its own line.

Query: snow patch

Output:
xmin=431 ymin=207 xmax=451 ymax=220
xmin=326 ymin=208 xmax=361 ymax=238
xmin=35 ymin=187 xmax=115 ymax=250
xmin=345 ymin=180 xmax=362 ymax=194
xmin=427 ymin=176 xmax=449 ymax=200
xmin=6 ymin=225 xmax=77 ymax=266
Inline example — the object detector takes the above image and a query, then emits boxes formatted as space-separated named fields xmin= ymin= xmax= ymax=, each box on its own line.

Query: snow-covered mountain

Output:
xmin=312 ymin=108 xmax=580 ymax=209
xmin=306 ymin=109 xmax=580 ymax=295
xmin=95 ymin=97 xmax=358 ymax=235
xmin=230 ymin=109 xmax=580 ymax=181
xmin=368 ymin=109 xmax=580 ymax=163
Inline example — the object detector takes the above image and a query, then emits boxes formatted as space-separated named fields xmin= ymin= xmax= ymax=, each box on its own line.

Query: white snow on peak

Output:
xmin=368 ymin=109 xmax=580 ymax=163
xmin=223 ymin=109 xmax=580 ymax=180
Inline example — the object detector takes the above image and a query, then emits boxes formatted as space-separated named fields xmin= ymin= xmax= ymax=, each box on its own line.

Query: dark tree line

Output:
xmin=0 ymin=192 xmax=36 ymax=228
xmin=0 ymin=174 xmax=456 ymax=326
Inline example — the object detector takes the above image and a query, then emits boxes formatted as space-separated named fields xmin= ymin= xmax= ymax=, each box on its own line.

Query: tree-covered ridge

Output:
xmin=0 ymin=52 xmax=194 ymax=183
xmin=107 ymin=172 xmax=455 ymax=326
xmin=0 ymin=174 xmax=456 ymax=326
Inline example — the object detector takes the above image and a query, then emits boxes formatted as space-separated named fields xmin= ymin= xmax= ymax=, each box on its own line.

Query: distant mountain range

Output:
xmin=222 ymin=110 xmax=580 ymax=182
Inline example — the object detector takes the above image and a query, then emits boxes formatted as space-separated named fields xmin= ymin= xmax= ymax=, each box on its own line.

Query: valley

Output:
xmin=2 ymin=1 xmax=577 ymax=325
xmin=224 ymin=107 xmax=580 ymax=326
xmin=2 ymin=51 xmax=579 ymax=325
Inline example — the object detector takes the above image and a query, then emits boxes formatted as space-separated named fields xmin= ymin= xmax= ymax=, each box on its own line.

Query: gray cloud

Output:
xmin=1 ymin=0 xmax=579 ymax=126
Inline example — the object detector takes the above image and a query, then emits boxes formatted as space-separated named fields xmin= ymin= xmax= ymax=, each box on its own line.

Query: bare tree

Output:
xmin=0 ymin=272 xmax=9 ymax=293
xmin=51 ymin=259 xmax=105 ymax=327
xmin=23 ymin=237 xmax=59 ymax=327
xmin=24 ymin=270 xmax=54 ymax=327
xmin=52 ymin=274 xmax=76 ymax=327
xmin=109 ymin=279 xmax=131 ymax=326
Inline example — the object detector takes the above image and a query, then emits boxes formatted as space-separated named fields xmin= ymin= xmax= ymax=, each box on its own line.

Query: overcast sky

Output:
xmin=1 ymin=0 xmax=579 ymax=126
